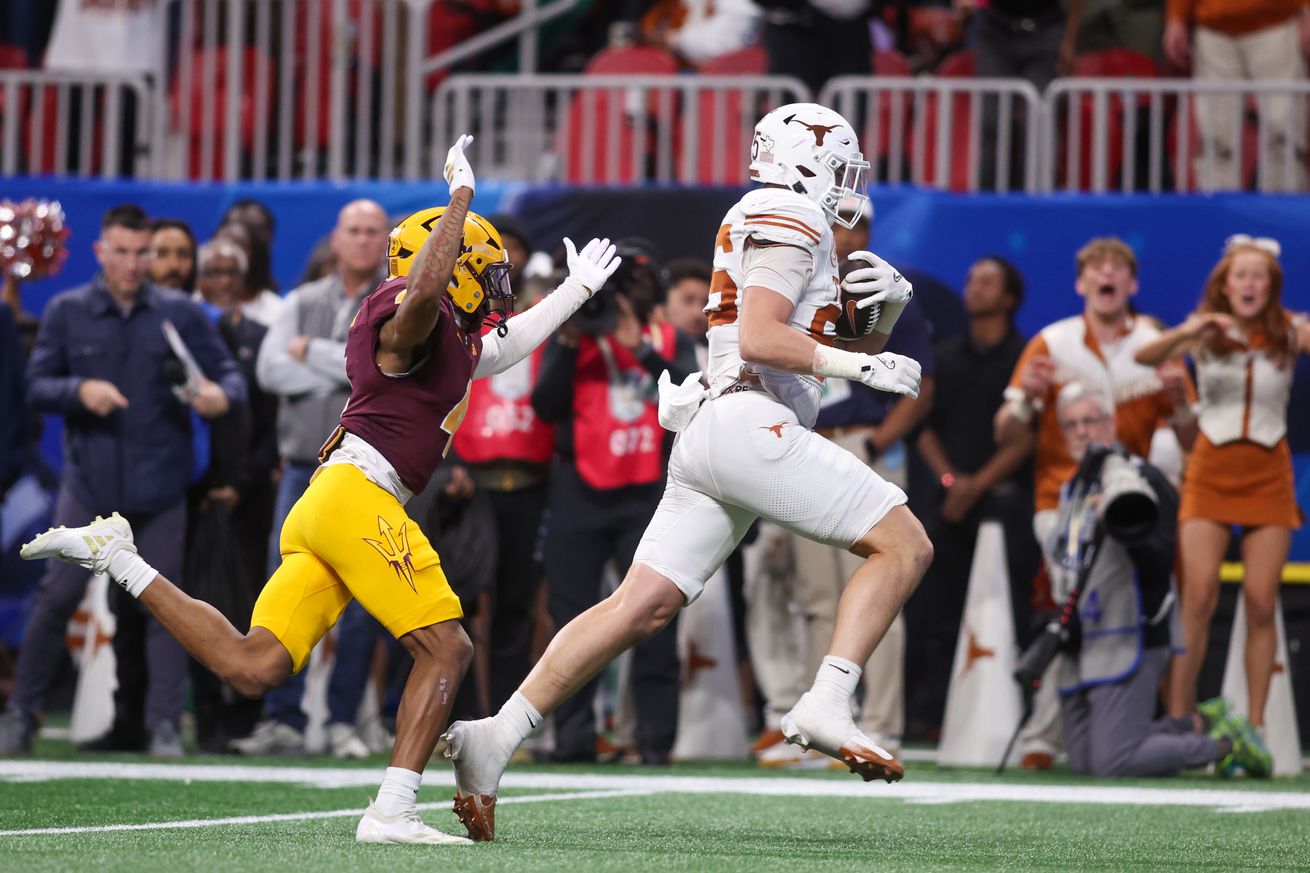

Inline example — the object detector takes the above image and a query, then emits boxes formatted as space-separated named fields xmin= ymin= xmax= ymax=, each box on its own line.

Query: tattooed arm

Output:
xmin=378 ymin=136 xmax=476 ymax=368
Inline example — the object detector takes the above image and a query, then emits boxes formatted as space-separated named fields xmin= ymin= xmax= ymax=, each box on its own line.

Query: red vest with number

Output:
xmin=453 ymin=344 xmax=555 ymax=464
xmin=572 ymin=325 xmax=676 ymax=489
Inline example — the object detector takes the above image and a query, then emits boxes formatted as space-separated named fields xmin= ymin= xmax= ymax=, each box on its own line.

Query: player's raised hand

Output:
xmin=444 ymin=134 xmax=475 ymax=196
xmin=857 ymin=352 xmax=922 ymax=398
xmin=844 ymin=251 xmax=914 ymax=310
xmin=563 ymin=237 xmax=621 ymax=294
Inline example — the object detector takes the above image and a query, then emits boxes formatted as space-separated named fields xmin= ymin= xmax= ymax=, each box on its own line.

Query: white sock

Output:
xmin=495 ymin=691 xmax=543 ymax=747
xmin=811 ymin=655 xmax=862 ymax=705
xmin=374 ymin=767 xmax=422 ymax=816
xmin=107 ymin=550 xmax=157 ymax=598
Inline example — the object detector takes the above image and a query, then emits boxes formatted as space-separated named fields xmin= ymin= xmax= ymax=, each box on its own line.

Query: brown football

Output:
xmin=835 ymin=256 xmax=881 ymax=341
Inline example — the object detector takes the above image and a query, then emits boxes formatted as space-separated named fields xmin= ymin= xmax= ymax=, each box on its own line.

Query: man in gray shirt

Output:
xmin=231 ymin=199 xmax=390 ymax=757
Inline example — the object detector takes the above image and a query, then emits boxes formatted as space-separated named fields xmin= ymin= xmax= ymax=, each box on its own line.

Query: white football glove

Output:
xmin=843 ymin=251 xmax=913 ymax=310
xmin=444 ymin=134 xmax=475 ymax=196
xmin=857 ymin=352 xmax=922 ymax=398
xmin=563 ymin=237 xmax=621 ymax=294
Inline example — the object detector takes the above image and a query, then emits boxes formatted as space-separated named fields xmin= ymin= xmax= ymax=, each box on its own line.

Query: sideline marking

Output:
xmin=0 ymin=789 xmax=651 ymax=838
xmin=2 ymin=761 xmax=1309 ymax=813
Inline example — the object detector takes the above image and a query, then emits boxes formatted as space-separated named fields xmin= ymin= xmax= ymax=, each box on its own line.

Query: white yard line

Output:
xmin=0 ymin=789 xmax=651 ymax=838
xmin=2 ymin=760 xmax=1309 ymax=813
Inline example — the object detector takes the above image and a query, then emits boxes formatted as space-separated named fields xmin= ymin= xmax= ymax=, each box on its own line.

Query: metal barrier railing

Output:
xmin=1045 ymin=77 xmax=1310 ymax=194
xmin=156 ymin=0 xmax=432 ymax=182
xmin=820 ymin=76 xmax=1045 ymax=194
xmin=432 ymin=74 xmax=810 ymax=184
xmin=0 ymin=71 xmax=151 ymax=179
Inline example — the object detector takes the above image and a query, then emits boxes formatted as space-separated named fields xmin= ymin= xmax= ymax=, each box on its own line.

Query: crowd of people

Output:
xmin=0 ymin=177 xmax=1304 ymax=779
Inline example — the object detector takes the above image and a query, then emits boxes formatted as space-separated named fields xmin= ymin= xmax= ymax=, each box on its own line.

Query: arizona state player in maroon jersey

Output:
xmin=20 ymin=135 xmax=623 ymax=845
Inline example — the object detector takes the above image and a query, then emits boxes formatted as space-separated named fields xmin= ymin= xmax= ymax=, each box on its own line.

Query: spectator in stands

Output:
xmin=147 ymin=219 xmax=197 ymax=294
xmin=88 ymin=218 xmax=198 ymax=755
xmin=194 ymin=239 xmax=247 ymax=311
xmin=185 ymin=238 xmax=268 ymax=754
xmin=221 ymin=200 xmax=278 ymax=294
xmin=641 ymin=0 xmax=760 ymax=68
xmin=0 ymin=204 xmax=245 ymax=757
xmin=963 ymin=0 xmax=1086 ymax=189
xmin=1049 ymin=381 xmax=1268 ymax=778
xmin=910 ymin=255 xmax=1037 ymax=739
xmin=661 ymin=259 xmax=711 ymax=347
xmin=1135 ymin=235 xmax=1310 ymax=734
xmin=239 ymin=199 xmax=389 ymax=758
xmin=994 ymin=235 xmax=1197 ymax=769
xmin=1077 ymin=0 xmax=1166 ymax=64
xmin=531 ymin=239 xmax=698 ymax=764
xmin=1164 ymin=0 xmax=1308 ymax=191
xmin=216 ymin=222 xmax=283 ymax=328
xmin=487 ymin=214 xmax=534 ymax=292
xmin=298 ymin=236 xmax=338 ymax=287
xmin=759 ymin=0 xmax=873 ymax=95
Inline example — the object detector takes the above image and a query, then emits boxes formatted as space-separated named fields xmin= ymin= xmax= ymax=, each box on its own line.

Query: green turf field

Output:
xmin=2 ymin=738 xmax=1309 ymax=872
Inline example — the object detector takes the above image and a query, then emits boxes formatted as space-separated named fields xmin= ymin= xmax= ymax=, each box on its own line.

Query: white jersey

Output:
xmin=704 ymin=188 xmax=840 ymax=428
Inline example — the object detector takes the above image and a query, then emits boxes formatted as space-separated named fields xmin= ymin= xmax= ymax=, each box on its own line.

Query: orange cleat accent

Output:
xmin=836 ymin=742 xmax=905 ymax=783
xmin=452 ymin=792 xmax=497 ymax=842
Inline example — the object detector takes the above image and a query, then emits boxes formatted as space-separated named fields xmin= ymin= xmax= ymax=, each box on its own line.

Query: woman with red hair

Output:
xmin=1137 ymin=235 xmax=1310 ymax=733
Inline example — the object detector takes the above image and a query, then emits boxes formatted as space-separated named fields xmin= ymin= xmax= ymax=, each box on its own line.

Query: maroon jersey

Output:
xmin=324 ymin=276 xmax=481 ymax=495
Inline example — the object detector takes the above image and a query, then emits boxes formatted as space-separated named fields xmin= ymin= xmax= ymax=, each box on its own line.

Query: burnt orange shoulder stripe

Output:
xmin=743 ymin=216 xmax=821 ymax=243
xmin=744 ymin=212 xmax=822 ymax=239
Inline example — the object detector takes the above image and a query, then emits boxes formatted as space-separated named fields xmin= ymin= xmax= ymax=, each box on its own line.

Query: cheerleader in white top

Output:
xmin=1136 ymin=235 xmax=1310 ymax=730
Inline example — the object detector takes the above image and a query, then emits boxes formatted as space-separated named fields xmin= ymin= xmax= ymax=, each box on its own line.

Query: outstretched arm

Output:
xmin=379 ymin=135 xmax=476 ymax=360
xmin=474 ymin=237 xmax=621 ymax=379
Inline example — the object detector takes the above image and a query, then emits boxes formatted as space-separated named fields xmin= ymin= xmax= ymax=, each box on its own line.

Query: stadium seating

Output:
xmin=169 ymin=46 xmax=276 ymax=178
xmin=912 ymin=50 xmax=974 ymax=190
xmin=563 ymin=46 xmax=680 ymax=183
xmin=1055 ymin=49 xmax=1159 ymax=190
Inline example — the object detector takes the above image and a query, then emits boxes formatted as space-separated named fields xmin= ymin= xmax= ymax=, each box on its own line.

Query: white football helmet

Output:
xmin=749 ymin=102 xmax=870 ymax=229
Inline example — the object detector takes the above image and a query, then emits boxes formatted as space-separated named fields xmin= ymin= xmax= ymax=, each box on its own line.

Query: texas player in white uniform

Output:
xmin=439 ymin=103 xmax=932 ymax=842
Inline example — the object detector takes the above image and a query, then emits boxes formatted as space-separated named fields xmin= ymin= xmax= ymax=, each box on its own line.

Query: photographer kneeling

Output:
xmin=1034 ymin=382 xmax=1270 ymax=778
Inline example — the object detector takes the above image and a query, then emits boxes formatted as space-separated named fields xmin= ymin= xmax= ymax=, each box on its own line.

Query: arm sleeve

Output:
xmin=303 ymin=337 xmax=349 ymax=384
xmin=530 ymin=339 xmax=578 ymax=423
xmin=24 ymin=298 xmax=85 ymax=415
xmin=1003 ymin=334 xmax=1050 ymax=405
xmin=474 ymin=278 xmax=591 ymax=379
xmin=255 ymin=291 xmax=337 ymax=395
xmin=740 ymin=241 xmax=815 ymax=308
xmin=183 ymin=305 xmax=247 ymax=408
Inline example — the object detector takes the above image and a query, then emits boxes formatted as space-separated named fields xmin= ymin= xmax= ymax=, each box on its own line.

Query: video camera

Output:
xmin=1012 ymin=443 xmax=1159 ymax=689
xmin=568 ymin=238 xmax=665 ymax=336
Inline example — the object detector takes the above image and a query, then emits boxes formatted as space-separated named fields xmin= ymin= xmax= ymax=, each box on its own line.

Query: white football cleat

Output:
xmin=781 ymin=692 xmax=905 ymax=783
xmin=355 ymin=800 xmax=472 ymax=845
xmin=20 ymin=512 xmax=135 ymax=574
xmin=436 ymin=718 xmax=514 ymax=842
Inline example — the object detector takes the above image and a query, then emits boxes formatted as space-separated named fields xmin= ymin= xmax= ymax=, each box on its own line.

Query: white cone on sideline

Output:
xmin=1220 ymin=592 xmax=1303 ymax=776
xmin=673 ymin=566 xmax=748 ymax=760
xmin=938 ymin=521 xmax=1022 ymax=768
xmin=69 ymin=574 xmax=117 ymax=743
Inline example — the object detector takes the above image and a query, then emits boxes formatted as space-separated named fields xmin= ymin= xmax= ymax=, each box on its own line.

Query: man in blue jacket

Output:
xmin=0 ymin=204 xmax=245 ymax=757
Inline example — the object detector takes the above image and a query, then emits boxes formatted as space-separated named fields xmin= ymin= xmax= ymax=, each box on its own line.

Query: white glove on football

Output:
xmin=844 ymin=251 xmax=913 ymax=309
xmin=444 ymin=134 xmax=476 ymax=196
xmin=857 ymin=351 xmax=922 ymax=398
xmin=563 ymin=237 xmax=621 ymax=294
